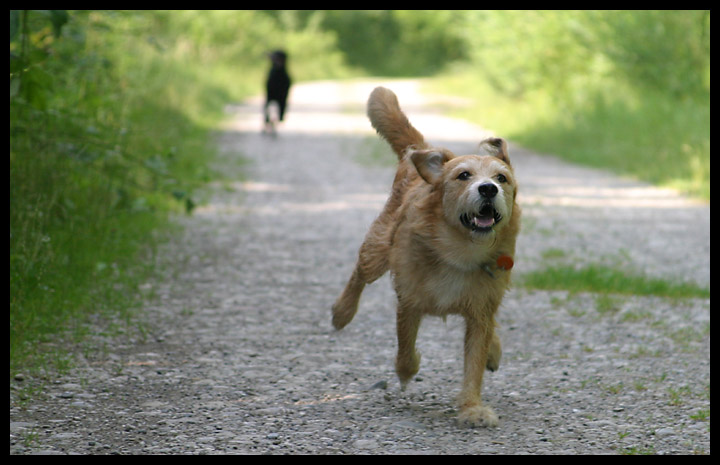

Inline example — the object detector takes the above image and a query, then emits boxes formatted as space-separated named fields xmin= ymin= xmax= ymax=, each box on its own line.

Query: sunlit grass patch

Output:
xmin=520 ymin=264 xmax=709 ymax=299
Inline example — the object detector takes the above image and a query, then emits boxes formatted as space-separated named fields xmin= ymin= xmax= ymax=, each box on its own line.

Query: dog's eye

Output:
xmin=456 ymin=171 xmax=471 ymax=181
xmin=496 ymin=174 xmax=507 ymax=183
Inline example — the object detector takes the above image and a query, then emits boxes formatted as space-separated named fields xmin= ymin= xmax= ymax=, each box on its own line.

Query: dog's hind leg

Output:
xmin=331 ymin=266 xmax=366 ymax=330
xmin=331 ymin=256 xmax=388 ymax=329
xmin=332 ymin=225 xmax=390 ymax=330
xmin=486 ymin=330 xmax=502 ymax=372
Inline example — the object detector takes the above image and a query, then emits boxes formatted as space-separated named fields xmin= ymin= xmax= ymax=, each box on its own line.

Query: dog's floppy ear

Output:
xmin=479 ymin=138 xmax=511 ymax=166
xmin=410 ymin=149 xmax=452 ymax=184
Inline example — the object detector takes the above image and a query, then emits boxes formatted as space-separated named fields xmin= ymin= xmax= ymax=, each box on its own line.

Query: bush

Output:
xmin=430 ymin=11 xmax=710 ymax=199
xmin=461 ymin=11 xmax=710 ymax=100
xmin=316 ymin=10 xmax=467 ymax=76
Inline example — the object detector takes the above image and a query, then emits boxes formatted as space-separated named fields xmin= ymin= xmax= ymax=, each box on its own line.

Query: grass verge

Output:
xmin=520 ymin=264 xmax=709 ymax=299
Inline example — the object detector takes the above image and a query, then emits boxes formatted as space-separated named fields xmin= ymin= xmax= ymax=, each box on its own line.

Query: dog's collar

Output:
xmin=481 ymin=254 xmax=514 ymax=279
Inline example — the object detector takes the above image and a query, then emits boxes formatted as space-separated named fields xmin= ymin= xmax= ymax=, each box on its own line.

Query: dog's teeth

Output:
xmin=472 ymin=215 xmax=494 ymax=228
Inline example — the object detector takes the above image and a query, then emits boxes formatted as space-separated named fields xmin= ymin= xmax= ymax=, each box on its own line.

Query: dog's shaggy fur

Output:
xmin=332 ymin=87 xmax=521 ymax=427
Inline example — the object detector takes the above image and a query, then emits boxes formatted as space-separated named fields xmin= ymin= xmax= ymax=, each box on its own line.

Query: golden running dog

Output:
xmin=332 ymin=87 xmax=520 ymax=427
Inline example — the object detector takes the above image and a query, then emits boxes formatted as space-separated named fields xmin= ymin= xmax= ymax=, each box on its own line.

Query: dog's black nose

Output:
xmin=478 ymin=183 xmax=498 ymax=198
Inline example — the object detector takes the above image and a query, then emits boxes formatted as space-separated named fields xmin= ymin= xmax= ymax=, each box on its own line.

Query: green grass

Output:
xmin=425 ymin=68 xmax=710 ymax=200
xmin=520 ymin=264 xmax=709 ymax=299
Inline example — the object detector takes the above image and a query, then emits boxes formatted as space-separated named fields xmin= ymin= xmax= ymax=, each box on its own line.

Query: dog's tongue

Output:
xmin=472 ymin=215 xmax=494 ymax=228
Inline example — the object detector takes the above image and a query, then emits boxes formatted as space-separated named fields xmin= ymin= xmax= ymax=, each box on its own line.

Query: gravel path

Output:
xmin=10 ymin=79 xmax=710 ymax=455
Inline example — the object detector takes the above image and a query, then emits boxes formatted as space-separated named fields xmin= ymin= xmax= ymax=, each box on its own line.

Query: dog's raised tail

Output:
xmin=367 ymin=87 xmax=427 ymax=159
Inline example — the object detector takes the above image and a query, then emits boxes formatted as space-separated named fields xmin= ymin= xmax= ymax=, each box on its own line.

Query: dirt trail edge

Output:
xmin=11 ymin=79 xmax=709 ymax=455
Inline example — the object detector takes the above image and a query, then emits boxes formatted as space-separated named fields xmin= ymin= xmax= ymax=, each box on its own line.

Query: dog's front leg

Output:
xmin=457 ymin=314 xmax=499 ymax=427
xmin=395 ymin=302 xmax=422 ymax=390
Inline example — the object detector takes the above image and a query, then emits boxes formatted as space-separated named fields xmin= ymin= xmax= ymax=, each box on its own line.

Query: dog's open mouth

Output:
xmin=460 ymin=204 xmax=502 ymax=233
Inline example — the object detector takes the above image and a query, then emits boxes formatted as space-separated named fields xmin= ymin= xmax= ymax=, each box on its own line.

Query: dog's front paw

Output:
xmin=457 ymin=405 xmax=499 ymax=428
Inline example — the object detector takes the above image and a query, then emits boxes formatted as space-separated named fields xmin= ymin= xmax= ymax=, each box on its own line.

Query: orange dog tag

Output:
xmin=496 ymin=255 xmax=514 ymax=271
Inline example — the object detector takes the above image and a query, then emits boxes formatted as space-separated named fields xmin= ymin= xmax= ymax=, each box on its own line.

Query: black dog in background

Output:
xmin=263 ymin=50 xmax=291 ymax=135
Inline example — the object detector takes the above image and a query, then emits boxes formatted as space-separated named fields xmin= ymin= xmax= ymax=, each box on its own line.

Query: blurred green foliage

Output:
xmin=308 ymin=10 xmax=468 ymax=76
xmin=461 ymin=10 xmax=709 ymax=99
xmin=9 ymin=10 xmax=350 ymax=371
xmin=431 ymin=10 xmax=709 ymax=198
